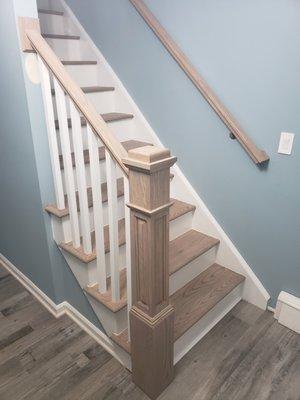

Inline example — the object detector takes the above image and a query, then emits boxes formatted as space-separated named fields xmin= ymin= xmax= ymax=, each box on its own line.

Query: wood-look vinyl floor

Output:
xmin=0 ymin=265 xmax=299 ymax=400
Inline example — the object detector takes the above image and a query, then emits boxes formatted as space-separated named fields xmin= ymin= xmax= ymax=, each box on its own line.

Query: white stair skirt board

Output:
xmin=174 ymin=283 xmax=244 ymax=364
xmin=274 ymin=291 xmax=300 ymax=334
xmin=0 ymin=253 xmax=131 ymax=370
xmin=60 ymin=0 xmax=269 ymax=310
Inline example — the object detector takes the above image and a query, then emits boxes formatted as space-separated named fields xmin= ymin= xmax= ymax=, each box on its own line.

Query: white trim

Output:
xmin=274 ymin=291 xmax=300 ymax=334
xmin=60 ymin=0 xmax=269 ymax=310
xmin=267 ymin=305 xmax=275 ymax=313
xmin=0 ymin=253 xmax=131 ymax=370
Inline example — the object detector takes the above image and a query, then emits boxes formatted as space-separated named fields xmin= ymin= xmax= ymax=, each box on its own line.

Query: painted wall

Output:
xmin=66 ymin=0 xmax=300 ymax=306
xmin=0 ymin=0 xmax=101 ymax=328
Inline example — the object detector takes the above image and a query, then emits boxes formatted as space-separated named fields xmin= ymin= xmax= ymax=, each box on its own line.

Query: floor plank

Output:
xmin=0 ymin=270 xmax=299 ymax=400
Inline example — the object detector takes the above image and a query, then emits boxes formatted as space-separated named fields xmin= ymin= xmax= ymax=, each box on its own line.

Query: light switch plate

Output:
xmin=278 ymin=132 xmax=295 ymax=155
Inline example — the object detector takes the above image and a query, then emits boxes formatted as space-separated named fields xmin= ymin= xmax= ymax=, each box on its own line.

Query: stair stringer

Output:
xmin=61 ymin=0 xmax=270 ymax=310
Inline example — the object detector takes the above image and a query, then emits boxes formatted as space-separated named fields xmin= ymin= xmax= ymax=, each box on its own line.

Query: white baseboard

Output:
xmin=274 ymin=291 xmax=300 ymax=334
xmin=0 ymin=253 xmax=131 ymax=370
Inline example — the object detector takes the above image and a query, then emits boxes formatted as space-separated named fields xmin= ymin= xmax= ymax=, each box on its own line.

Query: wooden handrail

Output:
xmin=129 ymin=0 xmax=269 ymax=165
xmin=26 ymin=28 xmax=129 ymax=175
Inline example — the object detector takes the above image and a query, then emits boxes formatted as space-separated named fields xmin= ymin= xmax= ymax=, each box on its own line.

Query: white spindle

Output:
xmin=38 ymin=56 xmax=65 ymax=209
xmin=70 ymin=101 xmax=92 ymax=254
xmin=54 ymin=78 xmax=80 ymax=247
xmin=105 ymin=150 xmax=120 ymax=302
xmin=87 ymin=125 xmax=107 ymax=292
xmin=124 ymin=177 xmax=131 ymax=335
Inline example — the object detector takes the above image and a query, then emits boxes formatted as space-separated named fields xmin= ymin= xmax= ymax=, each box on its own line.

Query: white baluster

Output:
xmin=124 ymin=177 xmax=131 ymax=335
xmin=54 ymin=78 xmax=80 ymax=247
xmin=70 ymin=101 xmax=92 ymax=254
xmin=105 ymin=150 xmax=120 ymax=302
xmin=87 ymin=125 xmax=107 ymax=292
xmin=38 ymin=56 xmax=65 ymax=209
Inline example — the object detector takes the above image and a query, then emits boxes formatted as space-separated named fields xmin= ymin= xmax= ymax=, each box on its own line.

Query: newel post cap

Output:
xmin=122 ymin=145 xmax=177 ymax=173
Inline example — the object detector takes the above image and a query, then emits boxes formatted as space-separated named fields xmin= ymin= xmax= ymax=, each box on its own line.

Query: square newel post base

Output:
xmin=123 ymin=145 xmax=177 ymax=399
xmin=130 ymin=305 xmax=175 ymax=400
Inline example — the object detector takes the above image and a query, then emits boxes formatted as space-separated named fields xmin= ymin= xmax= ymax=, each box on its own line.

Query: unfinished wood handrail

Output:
xmin=130 ymin=0 xmax=269 ymax=165
xmin=26 ymin=28 xmax=129 ymax=175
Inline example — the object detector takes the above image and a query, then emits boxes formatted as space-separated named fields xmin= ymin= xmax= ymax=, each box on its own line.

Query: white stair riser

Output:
xmin=50 ymin=206 xmax=193 ymax=250
xmin=174 ymin=283 xmax=244 ymax=364
xmin=169 ymin=211 xmax=194 ymax=241
xmin=45 ymin=37 xmax=94 ymax=60
xmin=63 ymin=63 xmax=115 ymax=88
xmin=61 ymin=245 xmax=126 ymax=287
xmin=169 ymin=246 xmax=218 ymax=295
xmin=61 ymin=163 xmax=123 ymax=193
xmin=39 ymin=14 xmax=75 ymax=36
xmin=86 ymin=296 xmax=127 ymax=336
xmin=56 ymin=121 xmax=135 ymax=156
xmin=50 ymin=197 xmax=125 ymax=243
xmin=97 ymin=119 xmax=136 ymax=143
xmin=52 ymin=91 xmax=115 ymax=118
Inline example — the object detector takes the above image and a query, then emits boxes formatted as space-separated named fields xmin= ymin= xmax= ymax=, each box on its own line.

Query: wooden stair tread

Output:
xmin=54 ymin=112 xmax=134 ymax=130
xmin=42 ymin=33 xmax=80 ymax=40
xmin=169 ymin=229 xmax=219 ymax=275
xmin=111 ymin=264 xmax=245 ymax=353
xmin=59 ymin=200 xmax=196 ymax=263
xmin=59 ymin=139 xmax=149 ymax=170
xmin=46 ymin=186 xmax=185 ymax=220
xmin=172 ymin=263 xmax=245 ymax=340
xmin=111 ymin=329 xmax=131 ymax=354
xmin=51 ymin=86 xmax=115 ymax=96
xmin=38 ymin=9 xmax=64 ymax=16
xmin=61 ymin=60 xmax=97 ymax=65
xmin=45 ymin=177 xmax=125 ymax=218
xmin=85 ymin=269 xmax=127 ymax=312
xmin=60 ymin=218 xmax=125 ymax=263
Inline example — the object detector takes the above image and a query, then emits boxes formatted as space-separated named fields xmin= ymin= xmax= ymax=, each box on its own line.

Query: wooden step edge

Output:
xmin=42 ymin=33 xmax=80 ymax=40
xmin=45 ymin=185 xmax=188 ymax=219
xmin=60 ymin=218 xmax=126 ymax=263
xmin=111 ymin=329 xmax=131 ymax=354
xmin=111 ymin=265 xmax=245 ymax=354
xmin=169 ymin=198 xmax=195 ymax=223
xmin=59 ymin=140 xmax=150 ymax=170
xmin=45 ymin=177 xmax=124 ymax=218
xmin=84 ymin=269 xmax=127 ymax=313
xmin=38 ymin=9 xmax=64 ymax=16
xmin=169 ymin=230 xmax=220 ymax=275
xmin=61 ymin=60 xmax=97 ymax=65
xmin=54 ymin=112 xmax=134 ymax=130
xmin=172 ymin=264 xmax=245 ymax=341
xmin=51 ymin=86 xmax=115 ymax=96
xmin=58 ymin=203 xmax=196 ymax=263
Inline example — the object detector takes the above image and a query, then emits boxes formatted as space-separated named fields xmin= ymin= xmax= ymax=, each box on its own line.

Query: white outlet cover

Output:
xmin=278 ymin=132 xmax=295 ymax=155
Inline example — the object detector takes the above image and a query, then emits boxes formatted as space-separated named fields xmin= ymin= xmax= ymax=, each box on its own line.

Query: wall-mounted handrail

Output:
xmin=129 ymin=0 xmax=269 ymax=165
xmin=26 ymin=29 xmax=129 ymax=175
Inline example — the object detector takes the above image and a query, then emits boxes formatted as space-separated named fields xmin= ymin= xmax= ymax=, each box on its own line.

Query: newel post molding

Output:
xmin=123 ymin=146 xmax=177 ymax=399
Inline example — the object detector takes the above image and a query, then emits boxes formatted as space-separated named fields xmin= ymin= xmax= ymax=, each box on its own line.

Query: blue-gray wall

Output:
xmin=0 ymin=0 xmax=101 ymax=328
xmin=66 ymin=0 xmax=300 ymax=306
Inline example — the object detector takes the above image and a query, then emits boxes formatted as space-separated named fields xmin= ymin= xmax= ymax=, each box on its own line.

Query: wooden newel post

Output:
xmin=123 ymin=145 xmax=177 ymax=399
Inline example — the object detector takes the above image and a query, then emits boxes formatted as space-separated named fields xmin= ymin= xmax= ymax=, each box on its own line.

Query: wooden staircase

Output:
xmin=17 ymin=2 xmax=259 ymax=398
